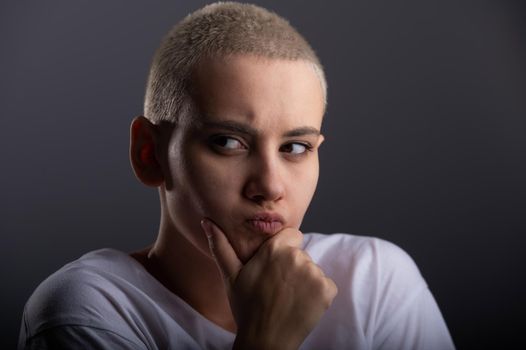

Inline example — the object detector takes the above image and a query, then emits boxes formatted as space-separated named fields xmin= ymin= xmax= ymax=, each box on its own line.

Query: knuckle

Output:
xmin=279 ymin=227 xmax=303 ymax=245
xmin=279 ymin=246 xmax=303 ymax=267
xmin=289 ymin=247 xmax=304 ymax=263
xmin=291 ymin=228 xmax=303 ymax=241
xmin=309 ymin=275 xmax=337 ymax=309
xmin=266 ymin=238 xmax=281 ymax=254
xmin=306 ymin=261 xmax=320 ymax=277
xmin=323 ymin=278 xmax=338 ymax=305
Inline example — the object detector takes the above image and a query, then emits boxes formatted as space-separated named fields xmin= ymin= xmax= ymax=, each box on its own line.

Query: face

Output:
xmin=161 ymin=54 xmax=325 ymax=263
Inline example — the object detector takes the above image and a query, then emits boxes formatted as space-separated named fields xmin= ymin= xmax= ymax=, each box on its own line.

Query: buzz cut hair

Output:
xmin=144 ymin=1 xmax=327 ymax=125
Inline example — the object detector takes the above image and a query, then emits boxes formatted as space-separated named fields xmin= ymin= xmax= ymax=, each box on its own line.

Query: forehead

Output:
xmin=188 ymin=54 xmax=325 ymax=132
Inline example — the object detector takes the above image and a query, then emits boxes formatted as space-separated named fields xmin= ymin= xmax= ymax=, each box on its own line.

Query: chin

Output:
xmin=233 ymin=232 xmax=270 ymax=264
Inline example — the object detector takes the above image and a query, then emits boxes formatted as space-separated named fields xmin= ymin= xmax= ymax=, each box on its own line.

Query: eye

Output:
xmin=280 ymin=142 xmax=312 ymax=155
xmin=211 ymin=135 xmax=246 ymax=150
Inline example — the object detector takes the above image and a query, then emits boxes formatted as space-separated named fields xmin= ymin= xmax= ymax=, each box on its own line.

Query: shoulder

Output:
xmin=302 ymin=233 xmax=455 ymax=349
xmin=303 ymin=232 xmax=428 ymax=322
xmin=20 ymin=249 xmax=210 ymax=349
xmin=303 ymin=232 xmax=424 ymax=288
xmin=22 ymin=249 xmax=143 ymax=339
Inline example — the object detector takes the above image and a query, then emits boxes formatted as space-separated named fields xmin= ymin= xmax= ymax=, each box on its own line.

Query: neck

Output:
xmin=131 ymin=220 xmax=237 ymax=333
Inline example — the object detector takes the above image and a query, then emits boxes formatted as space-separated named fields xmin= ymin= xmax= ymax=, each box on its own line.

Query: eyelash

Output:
xmin=209 ymin=135 xmax=313 ymax=156
xmin=210 ymin=135 xmax=247 ymax=151
xmin=279 ymin=142 xmax=313 ymax=155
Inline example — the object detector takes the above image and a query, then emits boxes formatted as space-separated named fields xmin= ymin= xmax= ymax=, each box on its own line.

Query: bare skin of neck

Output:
xmin=130 ymin=218 xmax=237 ymax=333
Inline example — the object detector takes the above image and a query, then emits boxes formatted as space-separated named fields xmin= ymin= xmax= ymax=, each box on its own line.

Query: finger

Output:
xmin=201 ymin=218 xmax=243 ymax=284
xmin=265 ymin=227 xmax=304 ymax=250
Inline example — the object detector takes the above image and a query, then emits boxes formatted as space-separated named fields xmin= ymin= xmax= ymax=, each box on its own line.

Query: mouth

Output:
xmin=245 ymin=212 xmax=285 ymax=235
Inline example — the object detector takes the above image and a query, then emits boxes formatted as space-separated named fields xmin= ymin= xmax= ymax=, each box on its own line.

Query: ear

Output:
xmin=129 ymin=116 xmax=164 ymax=187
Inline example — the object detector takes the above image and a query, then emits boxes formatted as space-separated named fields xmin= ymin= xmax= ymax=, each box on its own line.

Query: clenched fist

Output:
xmin=201 ymin=218 xmax=338 ymax=350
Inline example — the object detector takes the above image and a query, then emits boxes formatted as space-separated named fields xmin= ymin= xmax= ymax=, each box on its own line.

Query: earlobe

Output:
xmin=130 ymin=116 xmax=165 ymax=187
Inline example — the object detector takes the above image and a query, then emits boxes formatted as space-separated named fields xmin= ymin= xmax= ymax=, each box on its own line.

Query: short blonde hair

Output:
xmin=144 ymin=1 xmax=327 ymax=125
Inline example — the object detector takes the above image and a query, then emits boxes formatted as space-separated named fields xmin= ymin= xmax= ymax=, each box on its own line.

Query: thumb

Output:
xmin=201 ymin=218 xmax=243 ymax=284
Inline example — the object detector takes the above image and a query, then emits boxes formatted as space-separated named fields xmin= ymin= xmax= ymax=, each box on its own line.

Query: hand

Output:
xmin=201 ymin=218 xmax=338 ymax=350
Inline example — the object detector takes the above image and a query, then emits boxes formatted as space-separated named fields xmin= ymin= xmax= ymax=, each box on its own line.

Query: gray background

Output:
xmin=1 ymin=0 xmax=525 ymax=348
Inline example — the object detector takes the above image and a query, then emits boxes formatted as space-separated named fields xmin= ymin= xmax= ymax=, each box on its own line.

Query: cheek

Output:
xmin=288 ymin=160 xmax=320 ymax=220
xmin=184 ymin=154 xmax=243 ymax=215
xmin=292 ymin=160 xmax=319 ymax=199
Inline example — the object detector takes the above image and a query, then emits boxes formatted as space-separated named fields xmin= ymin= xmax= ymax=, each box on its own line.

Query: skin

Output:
xmin=130 ymin=54 xmax=337 ymax=349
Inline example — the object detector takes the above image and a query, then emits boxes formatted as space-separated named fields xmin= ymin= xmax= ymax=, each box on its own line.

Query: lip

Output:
xmin=245 ymin=212 xmax=285 ymax=235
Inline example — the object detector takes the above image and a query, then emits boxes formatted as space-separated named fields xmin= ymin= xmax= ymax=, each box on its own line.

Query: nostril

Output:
xmin=250 ymin=194 xmax=265 ymax=203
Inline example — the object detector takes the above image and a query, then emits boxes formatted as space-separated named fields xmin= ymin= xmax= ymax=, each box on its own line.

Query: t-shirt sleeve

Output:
xmin=369 ymin=239 xmax=455 ymax=350
xmin=375 ymin=287 xmax=455 ymax=350
xmin=18 ymin=266 xmax=148 ymax=350
xmin=302 ymin=233 xmax=455 ymax=349
xmin=20 ymin=324 xmax=145 ymax=350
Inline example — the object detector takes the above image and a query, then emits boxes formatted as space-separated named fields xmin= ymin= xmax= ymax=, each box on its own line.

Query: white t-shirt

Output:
xmin=19 ymin=233 xmax=455 ymax=349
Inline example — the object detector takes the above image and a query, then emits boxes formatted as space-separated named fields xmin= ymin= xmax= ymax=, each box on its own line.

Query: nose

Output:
xmin=243 ymin=153 xmax=285 ymax=204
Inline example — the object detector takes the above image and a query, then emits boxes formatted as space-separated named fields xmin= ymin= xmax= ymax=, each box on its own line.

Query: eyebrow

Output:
xmin=200 ymin=120 xmax=320 ymax=138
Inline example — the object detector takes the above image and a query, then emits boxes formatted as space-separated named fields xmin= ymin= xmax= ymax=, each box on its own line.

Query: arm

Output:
xmin=20 ymin=325 xmax=144 ymax=350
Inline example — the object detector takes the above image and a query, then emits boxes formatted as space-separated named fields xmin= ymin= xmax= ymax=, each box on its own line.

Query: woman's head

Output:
xmin=144 ymin=2 xmax=327 ymax=126
xmin=131 ymin=3 xmax=326 ymax=262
